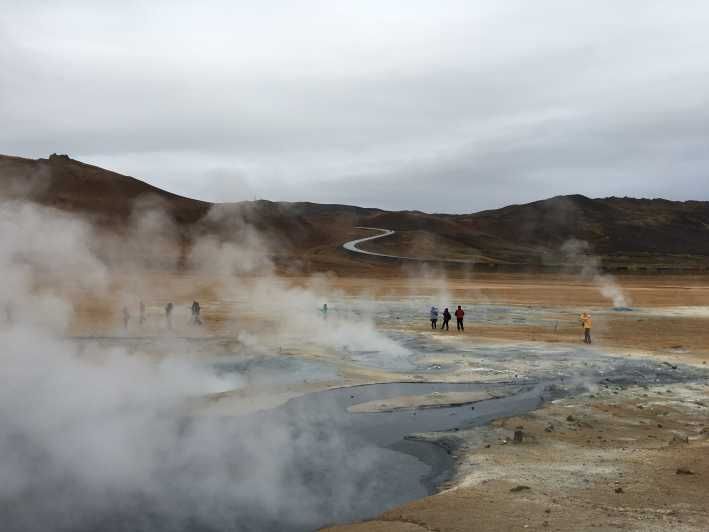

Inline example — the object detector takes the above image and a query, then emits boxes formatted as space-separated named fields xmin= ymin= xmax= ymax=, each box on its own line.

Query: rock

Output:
xmin=670 ymin=433 xmax=689 ymax=445
xmin=513 ymin=430 xmax=524 ymax=443
xmin=510 ymin=485 xmax=531 ymax=492
xmin=657 ymin=424 xmax=663 ymax=428
xmin=566 ymin=415 xmax=575 ymax=422
xmin=676 ymin=467 xmax=695 ymax=475
xmin=484 ymin=444 xmax=491 ymax=448
xmin=544 ymin=424 xmax=554 ymax=432
xmin=615 ymin=487 xmax=624 ymax=493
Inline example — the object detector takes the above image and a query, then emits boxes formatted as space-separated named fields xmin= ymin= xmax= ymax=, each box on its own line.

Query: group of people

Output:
xmin=121 ymin=300 xmax=202 ymax=330
xmin=428 ymin=305 xmax=594 ymax=344
xmin=429 ymin=305 xmax=466 ymax=331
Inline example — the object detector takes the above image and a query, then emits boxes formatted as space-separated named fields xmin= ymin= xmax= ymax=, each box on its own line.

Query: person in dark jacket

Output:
xmin=191 ymin=301 xmax=202 ymax=325
xmin=441 ymin=308 xmax=451 ymax=330
xmin=165 ymin=302 xmax=173 ymax=330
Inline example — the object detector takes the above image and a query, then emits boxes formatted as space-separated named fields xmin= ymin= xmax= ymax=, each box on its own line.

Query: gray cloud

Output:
xmin=2 ymin=1 xmax=709 ymax=211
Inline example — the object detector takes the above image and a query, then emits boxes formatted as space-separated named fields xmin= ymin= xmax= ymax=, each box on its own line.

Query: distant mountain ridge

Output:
xmin=2 ymin=153 xmax=708 ymax=272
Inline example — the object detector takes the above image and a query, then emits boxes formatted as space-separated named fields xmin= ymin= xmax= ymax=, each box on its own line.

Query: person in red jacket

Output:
xmin=455 ymin=305 xmax=465 ymax=331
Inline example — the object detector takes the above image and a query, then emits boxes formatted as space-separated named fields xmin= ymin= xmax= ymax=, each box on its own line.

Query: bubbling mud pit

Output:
xmin=6 ymin=331 xmax=705 ymax=532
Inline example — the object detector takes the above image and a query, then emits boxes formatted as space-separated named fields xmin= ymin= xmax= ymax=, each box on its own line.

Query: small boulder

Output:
xmin=670 ymin=433 xmax=689 ymax=445
xmin=510 ymin=485 xmax=531 ymax=492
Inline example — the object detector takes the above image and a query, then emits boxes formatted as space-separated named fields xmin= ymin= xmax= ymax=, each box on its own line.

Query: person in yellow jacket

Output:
xmin=580 ymin=313 xmax=592 ymax=344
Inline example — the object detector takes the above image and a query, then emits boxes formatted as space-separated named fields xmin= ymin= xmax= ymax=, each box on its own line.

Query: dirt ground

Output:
xmin=323 ymin=381 xmax=709 ymax=532
xmin=320 ymin=274 xmax=709 ymax=532
xmin=203 ymin=375 xmax=709 ymax=530
xmin=62 ymin=272 xmax=709 ymax=531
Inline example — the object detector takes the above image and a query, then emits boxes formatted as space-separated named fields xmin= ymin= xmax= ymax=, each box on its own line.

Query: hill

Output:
xmin=2 ymin=153 xmax=708 ymax=273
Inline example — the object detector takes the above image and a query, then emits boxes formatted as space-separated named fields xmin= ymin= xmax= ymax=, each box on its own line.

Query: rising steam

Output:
xmin=0 ymin=198 xmax=405 ymax=531
xmin=561 ymin=239 xmax=630 ymax=308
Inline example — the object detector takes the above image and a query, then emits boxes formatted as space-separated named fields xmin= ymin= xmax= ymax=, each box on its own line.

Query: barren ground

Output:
xmin=64 ymin=272 xmax=709 ymax=531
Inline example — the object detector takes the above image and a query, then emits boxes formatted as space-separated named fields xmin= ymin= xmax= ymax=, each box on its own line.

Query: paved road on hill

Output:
xmin=342 ymin=227 xmax=497 ymax=266
xmin=341 ymin=227 xmax=405 ymax=259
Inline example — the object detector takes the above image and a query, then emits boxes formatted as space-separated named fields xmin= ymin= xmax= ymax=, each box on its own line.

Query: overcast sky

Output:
xmin=2 ymin=1 xmax=709 ymax=212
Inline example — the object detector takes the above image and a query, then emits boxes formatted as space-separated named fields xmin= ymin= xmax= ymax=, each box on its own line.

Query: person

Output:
xmin=455 ymin=305 xmax=465 ymax=331
xmin=321 ymin=303 xmax=328 ymax=319
xmin=430 ymin=306 xmax=439 ymax=329
xmin=165 ymin=302 xmax=173 ymax=330
xmin=139 ymin=301 xmax=146 ymax=326
xmin=122 ymin=306 xmax=130 ymax=330
xmin=191 ymin=300 xmax=202 ymax=325
xmin=441 ymin=307 xmax=451 ymax=330
xmin=580 ymin=312 xmax=592 ymax=344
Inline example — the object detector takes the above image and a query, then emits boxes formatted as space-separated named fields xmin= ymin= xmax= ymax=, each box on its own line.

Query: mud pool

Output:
xmin=182 ymin=336 xmax=707 ymax=532
xmin=32 ymin=319 xmax=708 ymax=532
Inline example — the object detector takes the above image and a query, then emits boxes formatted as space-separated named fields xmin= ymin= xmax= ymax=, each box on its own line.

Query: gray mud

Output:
xmin=15 ymin=331 xmax=707 ymax=532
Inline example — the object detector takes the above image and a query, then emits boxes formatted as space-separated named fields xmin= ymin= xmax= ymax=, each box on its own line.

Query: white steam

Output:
xmin=0 ymin=199 xmax=409 ymax=531
xmin=561 ymin=239 xmax=630 ymax=308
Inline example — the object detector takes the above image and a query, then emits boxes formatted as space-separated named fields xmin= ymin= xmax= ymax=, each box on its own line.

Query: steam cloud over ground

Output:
xmin=0 ymin=200 xmax=409 ymax=531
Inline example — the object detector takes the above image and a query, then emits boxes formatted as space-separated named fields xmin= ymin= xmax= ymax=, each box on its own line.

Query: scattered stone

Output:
xmin=676 ymin=467 xmax=695 ymax=475
xmin=510 ymin=485 xmax=531 ymax=492
xmin=615 ymin=487 xmax=624 ymax=493
xmin=566 ymin=415 xmax=575 ymax=422
xmin=484 ymin=444 xmax=491 ymax=448
xmin=657 ymin=424 xmax=663 ymax=428
xmin=670 ymin=433 xmax=689 ymax=445
xmin=544 ymin=424 xmax=554 ymax=433
xmin=544 ymin=509 xmax=551 ymax=514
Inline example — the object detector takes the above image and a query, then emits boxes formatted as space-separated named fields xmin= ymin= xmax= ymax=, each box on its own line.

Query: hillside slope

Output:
xmin=2 ymin=153 xmax=708 ymax=272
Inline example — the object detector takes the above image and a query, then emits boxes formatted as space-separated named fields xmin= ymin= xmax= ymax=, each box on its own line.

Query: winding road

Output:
xmin=341 ymin=226 xmax=477 ymax=264
xmin=341 ymin=227 xmax=407 ymax=259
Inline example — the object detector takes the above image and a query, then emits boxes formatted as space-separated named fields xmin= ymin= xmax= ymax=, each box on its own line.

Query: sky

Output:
xmin=2 ymin=0 xmax=709 ymax=213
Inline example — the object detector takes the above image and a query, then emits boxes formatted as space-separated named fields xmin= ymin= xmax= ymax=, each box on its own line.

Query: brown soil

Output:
xmin=324 ymin=382 xmax=709 ymax=532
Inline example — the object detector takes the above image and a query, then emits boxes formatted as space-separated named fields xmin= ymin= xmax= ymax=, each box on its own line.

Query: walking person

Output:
xmin=191 ymin=301 xmax=202 ymax=325
xmin=430 ymin=306 xmax=439 ymax=329
xmin=441 ymin=307 xmax=451 ymax=331
xmin=122 ymin=306 xmax=130 ymax=330
xmin=580 ymin=312 xmax=592 ymax=344
xmin=139 ymin=301 xmax=146 ymax=326
xmin=455 ymin=305 xmax=465 ymax=332
xmin=165 ymin=302 xmax=173 ymax=330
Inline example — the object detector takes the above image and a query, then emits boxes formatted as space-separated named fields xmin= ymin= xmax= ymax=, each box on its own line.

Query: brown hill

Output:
xmin=2 ymin=153 xmax=708 ymax=273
